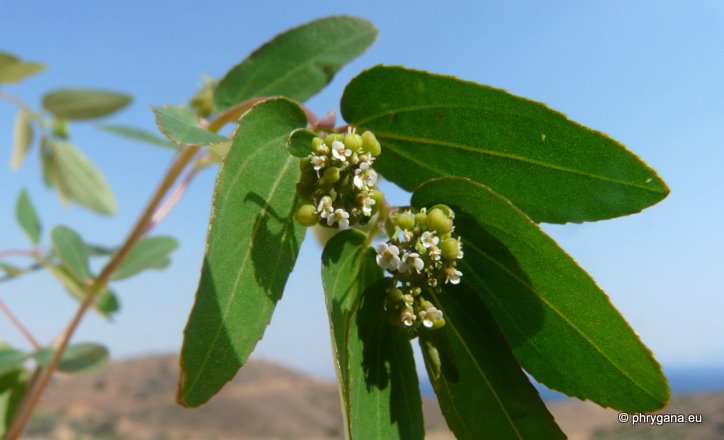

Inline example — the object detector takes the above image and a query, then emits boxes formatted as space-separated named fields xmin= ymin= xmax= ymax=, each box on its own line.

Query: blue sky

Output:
xmin=1 ymin=1 xmax=723 ymax=380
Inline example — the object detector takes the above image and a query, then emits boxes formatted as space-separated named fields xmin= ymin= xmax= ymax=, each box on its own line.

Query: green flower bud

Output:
xmin=295 ymin=204 xmax=319 ymax=226
xmin=397 ymin=211 xmax=416 ymax=231
xmin=361 ymin=131 xmax=381 ymax=156
xmin=312 ymin=137 xmax=324 ymax=149
xmin=385 ymin=217 xmax=397 ymax=237
xmin=369 ymin=189 xmax=385 ymax=214
xmin=344 ymin=133 xmax=363 ymax=151
xmin=430 ymin=204 xmax=455 ymax=219
xmin=440 ymin=238 xmax=460 ymax=261
xmin=432 ymin=317 xmax=446 ymax=329
xmin=324 ymin=133 xmax=344 ymax=146
xmin=300 ymin=157 xmax=313 ymax=171
xmin=322 ymin=166 xmax=341 ymax=184
xmin=428 ymin=208 xmax=453 ymax=235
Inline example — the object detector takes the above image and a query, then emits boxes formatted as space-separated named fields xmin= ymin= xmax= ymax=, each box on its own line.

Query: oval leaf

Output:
xmin=322 ymin=230 xmax=424 ymax=440
xmin=110 ymin=236 xmax=178 ymax=281
xmin=15 ymin=189 xmax=41 ymax=244
xmin=152 ymin=105 xmax=227 ymax=147
xmin=50 ymin=141 xmax=117 ymax=214
xmin=178 ymin=98 xmax=307 ymax=407
xmin=0 ymin=347 xmax=27 ymax=377
xmin=9 ymin=109 xmax=34 ymax=170
xmin=412 ymin=177 xmax=668 ymax=411
xmin=51 ymin=225 xmax=91 ymax=281
xmin=33 ymin=343 xmax=109 ymax=373
xmin=0 ymin=51 xmax=45 ymax=84
xmin=42 ymin=88 xmax=131 ymax=120
xmin=214 ymin=16 xmax=378 ymax=111
xmin=343 ymin=66 xmax=669 ymax=224
xmin=422 ymin=285 xmax=565 ymax=439
xmin=97 ymin=124 xmax=177 ymax=149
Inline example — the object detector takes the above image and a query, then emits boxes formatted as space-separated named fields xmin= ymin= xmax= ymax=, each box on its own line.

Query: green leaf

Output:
xmin=110 ymin=236 xmax=178 ymax=281
xmin=343 ymin=66 xmax=669 ymax=224
xmin=286 ymin=128 xmax=315 ymax=158
xmin=0 ymin=51 xmax=45 ymax=84
xmin=33 ymin=343 xmax=109 ymax=373
xmin=44 ymin=263 xmax=120 ymax=318
xmin=42 ymin=88 xmax=131 ymax=120
xmin=214 ymin=16 xmax=378 ymax=112
xmin=15 ymin=189 xmax=41 ymax=244
xmin=422 ymin=284 xmax=565 ymax=439
xmin=9 ymin=109 xmax=34 ymax=170
xmin=0 ymin=346 xmax=27 ymax=376
xmin=322 ymin=230 xmax=424 ymax=439
xmin=49 ymin=141 xmax=117 ymax=214
xmin=412 ymin=177 xmax=669 ymax=411
xmin=51 ymin=225 xmax=91 ymax=281
xmin=0 ymin=262 xmax=24 ymax=278
xmin=97 ymin=124 xmax=177 ymax=149
xmin=0 ymin=368 xmax=27 ymax=438
xmin=152 ymin=105 xmax=226 ymax=147
xmin=178 ymin=98 xmax=307 ymax=407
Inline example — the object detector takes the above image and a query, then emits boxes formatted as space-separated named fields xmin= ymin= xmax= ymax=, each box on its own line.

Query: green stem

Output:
xmin=4 ymin=146 xmax=199 ymax=440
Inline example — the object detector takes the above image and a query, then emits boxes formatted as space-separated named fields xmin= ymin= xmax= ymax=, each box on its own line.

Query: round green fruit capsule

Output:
xmin=324 ymin=133 xmax=344 ymax=146
xmin=397 ymin=211 xmax=416 ymax=231
xmin=361 ymin=131 xmax=381 ymax=156
xmin=440 ymin=238 xmax=460 ymax=261
xmin=428 ymin=209 xmax=453 ymax=235
xmin=415 ymin=211 xmax=428 ymax=229
xmin=322 ymin=166 xmax=341 ymax=184
xmin=294 ymin=204 xmax=319 ymax=226
xmin=344 ymin=133 xmax=363 ymax=151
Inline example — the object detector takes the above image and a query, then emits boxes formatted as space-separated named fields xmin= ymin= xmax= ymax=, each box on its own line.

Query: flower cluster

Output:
xmin=376 ymin=205 xmax=464 ymax=338
xmin=294 ymin=129 xmax=384 ymax=229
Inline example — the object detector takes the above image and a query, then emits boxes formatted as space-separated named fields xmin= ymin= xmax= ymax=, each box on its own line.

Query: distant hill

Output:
xmin=27 ymin=354 xmax=724 ymax=439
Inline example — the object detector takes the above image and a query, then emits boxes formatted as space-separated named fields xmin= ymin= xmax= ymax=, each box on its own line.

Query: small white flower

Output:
xmin=444 ymin=266 xmax=463 ymax=285
xmin=317 ymin=144 xmax=330 ymax=155
xmin=353 ymin=169 xmax=378 ymax=190
xmin=399 ymin=252 xmax=424 ymax=273
xmin=428 ymin=245 xmax=441 ymax=261
xmin=361 ymin=195 xmax=376 ymax=216
xmin=317 ymin=196 xmax=334 ymax=219
xmin=420 ymin=306 xmax=443 ymax=328
xmin=401 ymin=309 xmax=417 ymax=327
xmin=376 ymin=243 xmax=401 ymax=271
xmin=401 ymin=229 xmax=414 ymax=243
xmin=331 ymin=140 xmax=352 ymax=162
xmin=310 ymin=154 xmax=327 ymax=171
xmin=420 ymin=231 xmax=439 ymax=248
xmin=327 ymin=208 xmax=350 ymax=229
xmin=358 ymin=154 xmax=374 ymax=171
xmin=402 ymin=294 xmax=414 ymax=306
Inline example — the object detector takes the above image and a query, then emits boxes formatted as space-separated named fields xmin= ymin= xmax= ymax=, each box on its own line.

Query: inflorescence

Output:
xmin=294 ymin=128 xmax=384 ymax=229
xmin=377 ymin=205 xmax=464 ymax=338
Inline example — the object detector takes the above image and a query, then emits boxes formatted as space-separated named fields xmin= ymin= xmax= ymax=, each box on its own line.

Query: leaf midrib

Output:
xmin=377 ymin=132 xmax=663 ymax=193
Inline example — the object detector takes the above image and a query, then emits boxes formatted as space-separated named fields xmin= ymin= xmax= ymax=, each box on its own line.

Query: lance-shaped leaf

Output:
xmin=0 ymin=368 xmax=27 ymax=438
xmin=214 ymin=16 xmax=378 ymax=111
xmin=9 ymin=109 xmax=34 ymax=170
xmin=16 ymin=189 xmax=41 ymax=244
xmin=153 ymin=105 xmax=226 ymax=147
xmin=412 ymin=177 xmax=668 ymax=411
xmin=33 ymin=342 xmax=109 ymax=373
xmin=44 ymin=263 xmax=120 ymax=318
xmin=110 ymin=236 xmax=178 ymax=281
xmin=42 ymin=88 xmax=131 ymax=120
xmin=422 ymin=285 xmax=565 ymax=439
xmin=47 ymin=141 xmax=117 ymax=214
xmin=322 ymin=230 xmax=424 ymax=439
xmin=97 ymin=124 xmax=177 ymax=150
xmin=179 ymin=98 xmax=307 ymax=407
xmin=51 ymin=225 xmax=91 ymax=281
xmin=343 ymin=66 xmax=669 ymax=224
xmin=0 ymin=51 xmax=45 ymax=84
